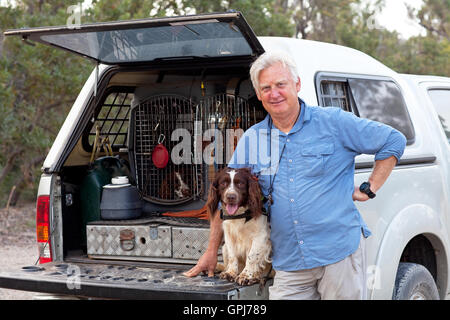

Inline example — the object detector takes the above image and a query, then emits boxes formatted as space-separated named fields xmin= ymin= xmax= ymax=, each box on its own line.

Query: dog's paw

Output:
xmin=220 ymin=271 xmax=237 ymax=282
xmin=235 ymin=272 xmax=260 ymax=286
xmin=215 ymin=263 xmax=226 ymax=273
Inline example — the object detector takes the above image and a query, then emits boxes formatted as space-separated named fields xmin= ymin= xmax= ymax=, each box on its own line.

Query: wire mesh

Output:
xmin=132 ymin=93 xmax=265 ymax=204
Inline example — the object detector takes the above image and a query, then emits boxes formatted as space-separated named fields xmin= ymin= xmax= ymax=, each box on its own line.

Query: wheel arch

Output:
xmin=399 ymin=233 xmax=448 ymax=299
xmin=370 ymin=204 xmax=449 ymax=299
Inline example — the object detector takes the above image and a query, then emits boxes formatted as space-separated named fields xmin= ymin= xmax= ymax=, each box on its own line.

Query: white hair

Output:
xmin=249 ymin=51 xmax=299 ymax=93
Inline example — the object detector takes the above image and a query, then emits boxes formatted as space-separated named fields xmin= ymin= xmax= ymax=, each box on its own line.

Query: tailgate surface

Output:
xmin=0 ymin=261 xmax=249 ymax=299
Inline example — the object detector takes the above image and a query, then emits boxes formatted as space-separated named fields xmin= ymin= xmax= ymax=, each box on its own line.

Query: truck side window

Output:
xmin=320 ymin=81 xmax=352 ymax=111
xmin=84 ymin=90 xmax=133 ymax=151
xmin=428 ymin=89 xmax=450 ymax=143
xmin=318 ymin=76 xmax=415 ymax=145
xmin=347 ymin=79 xmax=415 ymax=144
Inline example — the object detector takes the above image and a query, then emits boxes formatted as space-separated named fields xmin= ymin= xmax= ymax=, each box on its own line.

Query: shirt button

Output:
xmin=290 ymin=178 xmax=293 ymax=182
xmin=288 ymin=159 xmax=293 ymax=163
xmin=299 ymin=240 xmax=304 ymax=245
xmin=294 ymin=220 xmax=298 ymax=224
xmin=290 ymin=198 xmax=294 ymax=202
xmin=287 ymin=139 xmax=290 ymax=143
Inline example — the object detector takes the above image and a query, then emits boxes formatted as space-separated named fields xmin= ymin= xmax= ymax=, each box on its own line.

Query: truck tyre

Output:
xmin=392 ymin=262 xmax=439 ymax=300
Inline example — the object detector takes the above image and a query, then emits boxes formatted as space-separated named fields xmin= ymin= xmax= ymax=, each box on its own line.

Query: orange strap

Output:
xmin=161 ymin=205 xmax=209 ymax=220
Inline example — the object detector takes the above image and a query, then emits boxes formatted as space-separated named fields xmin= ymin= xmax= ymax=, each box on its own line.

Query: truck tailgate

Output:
xmin=0 ymin=261 xmax=270 ymax=299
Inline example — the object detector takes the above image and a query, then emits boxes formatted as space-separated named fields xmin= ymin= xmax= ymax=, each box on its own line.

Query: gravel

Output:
xmin=0 ymin=202 xmax=39 ymax=300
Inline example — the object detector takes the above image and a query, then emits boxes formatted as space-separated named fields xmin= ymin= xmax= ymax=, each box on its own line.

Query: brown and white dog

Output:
xmin=159 ymin=170 xmax=191 ymax=200
xmin=207 ymin=167 xmax=272 ymax=286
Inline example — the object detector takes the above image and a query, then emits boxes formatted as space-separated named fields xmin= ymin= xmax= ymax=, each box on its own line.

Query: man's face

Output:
xmin=256 ymin=62 xmax=301 ymax=118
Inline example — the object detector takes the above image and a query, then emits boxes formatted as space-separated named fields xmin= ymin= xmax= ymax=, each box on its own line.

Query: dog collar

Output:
xmin=220 ymin=208 xmax=268 ymax=223
xmin=220 ymin=208 xmax=253 ymax=222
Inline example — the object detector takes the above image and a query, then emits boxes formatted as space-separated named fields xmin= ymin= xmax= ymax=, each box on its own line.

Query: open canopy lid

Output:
xmin=4 ymin=11 xmax=264 ymax=65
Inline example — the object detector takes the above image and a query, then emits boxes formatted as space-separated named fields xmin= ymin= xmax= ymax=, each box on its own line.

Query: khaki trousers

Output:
xmin=269 ymin=233 xmax=367 ymax=300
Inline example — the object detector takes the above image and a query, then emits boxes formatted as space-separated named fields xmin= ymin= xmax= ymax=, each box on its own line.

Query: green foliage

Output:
xmin=0 ymin=1 xmax=93 ymax=205
xmin=306 ymin=0 xmax=449 ymax=77
xmin=85 ymin=0 xmax=295 ymax=37
xmin=400 ymin=0 xmax=450 ymax=76
xmin=415 ymin=0 xmax=449 ymax=39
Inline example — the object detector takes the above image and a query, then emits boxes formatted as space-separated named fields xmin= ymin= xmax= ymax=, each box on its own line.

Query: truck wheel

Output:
xmin=392 ymin=262 xmax=439 ymax=300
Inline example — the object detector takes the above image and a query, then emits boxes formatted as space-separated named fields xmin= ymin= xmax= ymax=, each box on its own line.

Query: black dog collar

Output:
xmin=220 ymin=208 xmax=253 ymax=222
xmin=220 ymin=208 xmax=268 ymax=223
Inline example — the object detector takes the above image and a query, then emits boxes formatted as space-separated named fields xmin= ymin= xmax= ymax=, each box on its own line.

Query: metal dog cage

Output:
xmin=130 ymin=93 xmax=265 ymax=205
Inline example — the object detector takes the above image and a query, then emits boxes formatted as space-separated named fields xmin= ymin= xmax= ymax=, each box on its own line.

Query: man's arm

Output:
xmin=333 ymin=109 xmax=406 ymax=202
xmin=353 ymin=155 xmax=398 ymax=201
xmin=352 ymin=127 xmax=406 ymax=201
xmin=183 ymin=210 xmax=223 ymax=277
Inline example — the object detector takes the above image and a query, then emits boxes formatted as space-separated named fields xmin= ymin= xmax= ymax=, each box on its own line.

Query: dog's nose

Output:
xmin=226 ymin=194 xmax=237 ymax=202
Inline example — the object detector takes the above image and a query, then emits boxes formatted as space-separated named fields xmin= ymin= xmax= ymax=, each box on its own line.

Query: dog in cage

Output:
xmin=159 ymin=169 xmax=192 ymax=200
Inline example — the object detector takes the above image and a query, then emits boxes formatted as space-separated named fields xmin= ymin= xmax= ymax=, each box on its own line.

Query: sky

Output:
xmin=376 ymin=0 xmax=426 ymax=38
xmin=0 ymin=0 xmax=426 ymax=39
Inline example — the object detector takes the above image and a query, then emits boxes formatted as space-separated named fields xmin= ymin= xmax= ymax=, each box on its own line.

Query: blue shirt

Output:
xmin=228 ymin=100 xmax=406 ymax=271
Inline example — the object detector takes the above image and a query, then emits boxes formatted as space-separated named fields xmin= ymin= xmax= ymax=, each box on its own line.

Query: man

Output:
xmin=184 ymin=51 xmax=406 ymax=300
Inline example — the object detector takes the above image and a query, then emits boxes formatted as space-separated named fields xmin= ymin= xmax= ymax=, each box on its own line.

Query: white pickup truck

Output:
xmin=1 ymin=12 xmax=450 ymax=300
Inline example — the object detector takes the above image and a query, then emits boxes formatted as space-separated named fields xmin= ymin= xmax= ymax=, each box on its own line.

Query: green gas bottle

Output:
xmin=80 ymin=156 xmax=130 ymax=243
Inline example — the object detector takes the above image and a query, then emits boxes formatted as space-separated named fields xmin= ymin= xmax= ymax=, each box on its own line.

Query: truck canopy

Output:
xmin=3 ymin=12 xmax=264 ymax=65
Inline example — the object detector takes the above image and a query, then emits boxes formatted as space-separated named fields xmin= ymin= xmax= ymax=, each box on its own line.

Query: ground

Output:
xmin=0 ymin=202 xmax=38 ymax=300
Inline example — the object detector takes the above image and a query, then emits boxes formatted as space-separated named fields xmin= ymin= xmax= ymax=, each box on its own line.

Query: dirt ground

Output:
xmin=0 ymin=202 xmax=39 ymax=300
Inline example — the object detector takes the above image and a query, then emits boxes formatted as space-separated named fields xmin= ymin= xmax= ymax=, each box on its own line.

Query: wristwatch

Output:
xmin=359 ymin=182 xmax=376 ymax=199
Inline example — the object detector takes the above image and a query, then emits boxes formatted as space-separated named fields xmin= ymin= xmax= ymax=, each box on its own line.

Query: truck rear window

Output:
xmin=85 ymin=90 xmax=132 ymax=151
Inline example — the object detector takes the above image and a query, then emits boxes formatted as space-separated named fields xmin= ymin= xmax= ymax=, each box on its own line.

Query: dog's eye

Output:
xmin=220 ymin=181 xmax=228 ymax=187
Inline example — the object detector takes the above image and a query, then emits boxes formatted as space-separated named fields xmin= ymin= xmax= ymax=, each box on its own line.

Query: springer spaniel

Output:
xmin=207 ymin=167 xmax=272 ymax=286
xmin=159 ymin=170 xmax=191 ymax=200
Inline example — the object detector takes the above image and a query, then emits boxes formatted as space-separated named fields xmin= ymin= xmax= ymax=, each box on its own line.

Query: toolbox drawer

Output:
xmin=87 ymin=225 xmax=172 ymax=258
xmin=86 ymin=223 xmax=214 ymax=263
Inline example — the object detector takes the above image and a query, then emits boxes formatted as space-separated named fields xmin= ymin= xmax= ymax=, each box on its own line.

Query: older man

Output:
xmin=185 ymin=51 xmax=406 ymax=300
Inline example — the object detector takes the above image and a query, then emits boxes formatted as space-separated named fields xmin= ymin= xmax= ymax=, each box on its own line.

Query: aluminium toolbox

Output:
xmin=86 ymin=216 xmax=219 ymax=264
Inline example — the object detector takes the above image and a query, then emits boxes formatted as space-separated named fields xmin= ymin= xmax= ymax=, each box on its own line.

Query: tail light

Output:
xmin=36 ymin=195 xmax=52 ymax=263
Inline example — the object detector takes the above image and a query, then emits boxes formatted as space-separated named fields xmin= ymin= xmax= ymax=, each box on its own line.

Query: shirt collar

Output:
xmin=263 ymin=98 xmax=310 ymax=136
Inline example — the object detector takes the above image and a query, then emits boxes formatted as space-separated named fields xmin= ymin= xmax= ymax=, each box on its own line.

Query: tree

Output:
xmin=0 ymin=1 xmax=93 ymax=205
xmin=86 ymin=0 xmax=295 ymax=37
xmin=403 ymin=0 xmax=450 ymax=76
xmin=407 ymin=0 xmax=449 ymax=40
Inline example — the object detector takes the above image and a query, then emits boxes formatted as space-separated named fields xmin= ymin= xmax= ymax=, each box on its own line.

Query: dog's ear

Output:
xmin=206 ymin=172 xmax=221 ymax=220
xmin=246 ymin=170 xmax=262 ymax=218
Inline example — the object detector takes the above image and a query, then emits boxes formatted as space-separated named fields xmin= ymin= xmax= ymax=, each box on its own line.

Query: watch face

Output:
xmin=360 ymin=182 xmax=375 ymax=198
xmin=360 ymin=182 xmax=369 ymax=192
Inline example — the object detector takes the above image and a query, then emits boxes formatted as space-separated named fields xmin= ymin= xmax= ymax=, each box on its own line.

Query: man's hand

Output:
xmin=184 ymin=209 xmax=223 ymax=278
xmin=353 ymin=155 xmax=398 ymax=202
xmin=183 ymin=250 xmax=218 ymax=277
xmin=352 ymin=186 xmax=370 ymax=202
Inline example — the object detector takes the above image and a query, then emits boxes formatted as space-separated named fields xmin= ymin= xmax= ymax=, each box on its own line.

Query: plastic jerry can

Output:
xmin=80 ymin=156 xmax=129 ymax=243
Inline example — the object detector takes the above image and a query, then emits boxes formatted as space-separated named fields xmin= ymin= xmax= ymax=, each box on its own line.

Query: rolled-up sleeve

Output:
xmin=374 ymin=130 xmax=406 ymax=162
xmin=335 ymin=108 xmax=406 ymax=160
